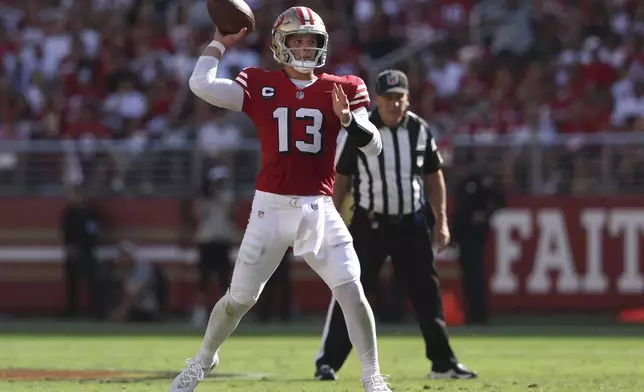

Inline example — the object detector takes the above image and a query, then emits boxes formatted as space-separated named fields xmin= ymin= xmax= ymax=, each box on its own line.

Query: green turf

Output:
xmin=1 ymin=321 xmax=643 ymax=391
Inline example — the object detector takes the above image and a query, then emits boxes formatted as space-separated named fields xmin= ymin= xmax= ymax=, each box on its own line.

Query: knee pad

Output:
xmin=220 ymin=291 xmax=254 ymax=317
xmin=332 ymin=280 xmax=367 ymax=309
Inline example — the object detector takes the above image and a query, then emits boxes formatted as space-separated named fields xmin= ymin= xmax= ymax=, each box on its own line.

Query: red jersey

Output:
xmin=234 ymin=67 xmax=370 ymax=196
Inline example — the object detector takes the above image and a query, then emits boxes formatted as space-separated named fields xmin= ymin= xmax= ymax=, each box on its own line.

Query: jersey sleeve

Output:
xmin=233 ymin=67 xmax=258 ymax=115
xmin=420 ymin=121 xmax=444 ymax=174
xmin=346 ymin=76 xmax=371 ymax=112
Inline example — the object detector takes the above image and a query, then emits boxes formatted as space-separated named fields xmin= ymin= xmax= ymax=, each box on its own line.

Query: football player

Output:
xmin=168 ymin=6 xmax=391 ymax=392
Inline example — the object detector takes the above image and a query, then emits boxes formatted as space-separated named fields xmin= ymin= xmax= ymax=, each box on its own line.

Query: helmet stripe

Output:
xmin=295 ymin=7 xmax=307 ymax=23
xmin=305 ymin=7 xmax=315 ymax=23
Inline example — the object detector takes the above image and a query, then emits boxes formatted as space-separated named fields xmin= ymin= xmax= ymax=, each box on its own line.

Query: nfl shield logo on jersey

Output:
xmin=296 ymin=90 xmax=305 ymax=100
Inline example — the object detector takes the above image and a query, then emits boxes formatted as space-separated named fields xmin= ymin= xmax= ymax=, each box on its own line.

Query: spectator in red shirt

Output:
xmin=579 ymin=36 xmax=616 ymax=90
xmin=63 ymin=105 xmax=111 ymax=140
xmin=557 ymin=99 xmax=601 ymax=134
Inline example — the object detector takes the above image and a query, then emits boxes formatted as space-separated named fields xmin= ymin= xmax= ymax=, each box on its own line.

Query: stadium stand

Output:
xmin=0 ymin=0 xmax=643 ymax=195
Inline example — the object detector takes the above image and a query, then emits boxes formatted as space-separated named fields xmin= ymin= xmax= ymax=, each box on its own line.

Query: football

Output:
xmin=207 ymin=0 xmax=256 ymax=35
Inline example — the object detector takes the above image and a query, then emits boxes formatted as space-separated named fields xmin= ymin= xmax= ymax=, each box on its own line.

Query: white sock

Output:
xmin=332 ymin=281 xmax=380 ymax=379
xmin=196 ymin=293 xmax=252 ymax=367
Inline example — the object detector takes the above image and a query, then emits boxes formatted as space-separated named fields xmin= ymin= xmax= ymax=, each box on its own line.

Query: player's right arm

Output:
xmin=418 ymin=117 xmax=449 ymax=249
xmin=188 ymin=29 xmax=247 ymax=112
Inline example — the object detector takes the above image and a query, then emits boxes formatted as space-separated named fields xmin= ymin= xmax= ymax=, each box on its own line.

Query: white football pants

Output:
xmin=229 ymin=190 xmax=361 ymax=306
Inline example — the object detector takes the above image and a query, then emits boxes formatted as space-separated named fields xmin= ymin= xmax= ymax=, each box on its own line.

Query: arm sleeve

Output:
xmin=422 ymin=122 xmax=444 ymax=174
xmin=348 ymin=107 xmax=382 ymax=156
xmin=335 ymin=130 xmax=359 ymax=175
xmin=188 ymin=56 xmax=245 ymax=112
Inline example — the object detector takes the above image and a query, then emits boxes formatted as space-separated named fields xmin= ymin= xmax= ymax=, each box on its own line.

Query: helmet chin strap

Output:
xmin=284 ymin=46 xmax=321 ymax=72
xmin=292 ymin=64 xmax=315 ymax=73
xmin=293 ymin=67 xmax=312 ymax=73
xmin=288 ymin=58 xmax=317 ymax=74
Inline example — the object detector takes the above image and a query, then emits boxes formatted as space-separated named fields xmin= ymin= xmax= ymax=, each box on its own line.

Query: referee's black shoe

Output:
xmin=314 ymin=365 xmax=338 ymax=380
xmin=429 ymin=363 xmax=477 ymax=379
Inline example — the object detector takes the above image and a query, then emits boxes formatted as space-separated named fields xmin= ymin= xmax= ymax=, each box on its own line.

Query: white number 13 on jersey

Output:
xmin=273 ymin=107 xmax=324 ymax=154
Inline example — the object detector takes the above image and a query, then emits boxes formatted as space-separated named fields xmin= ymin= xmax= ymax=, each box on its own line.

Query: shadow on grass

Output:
xmin=0 ymin=369 xmax=272 ymax=383
xmin=0 ymin=317 xmax=643 ymax=338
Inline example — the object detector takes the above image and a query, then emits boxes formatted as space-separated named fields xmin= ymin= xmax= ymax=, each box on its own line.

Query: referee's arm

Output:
xmin=334 ymin=132 xmax=359 ymax=211
xmin=423 ymin=133 xmax=447 ymax=228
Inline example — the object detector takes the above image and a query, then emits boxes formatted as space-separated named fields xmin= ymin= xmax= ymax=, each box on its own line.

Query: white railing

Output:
xmin=0 ymin=132 xmax=642 ymax=196
xmin=0 ymin=139 xmax=261 ymax=197
xmin=446 ymin=132 xmax=644 ymax=195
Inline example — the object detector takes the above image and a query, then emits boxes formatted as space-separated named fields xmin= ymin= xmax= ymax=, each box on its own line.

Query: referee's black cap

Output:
xmin=375 ymin=69 xmax=409 ymax=96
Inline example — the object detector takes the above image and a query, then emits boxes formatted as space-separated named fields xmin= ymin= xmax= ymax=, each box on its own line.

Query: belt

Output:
xmin=356 ymin=206 xmax=417 ymax=225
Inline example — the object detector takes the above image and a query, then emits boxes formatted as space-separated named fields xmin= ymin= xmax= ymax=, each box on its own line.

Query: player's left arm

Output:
xmin=334 ymin=78 xmax=382 ymax=156
xmin=345 ymin=107 xmax=381 ymax=156
xmin=420 ymin=121 xmax=449 ymax=248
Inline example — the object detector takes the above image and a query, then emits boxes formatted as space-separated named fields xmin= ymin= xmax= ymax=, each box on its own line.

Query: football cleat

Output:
xmin=314 ymin=364 xmax=337 ymax=380
xmin=361 ymin=374 xmax=392 ymax=392
xmin=168 ymin=354 xmax=218 ymax=391
xmin=429 ymin=363 xmax=477 ymax=380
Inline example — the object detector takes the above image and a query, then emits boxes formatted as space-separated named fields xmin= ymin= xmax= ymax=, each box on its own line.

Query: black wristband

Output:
xmin=344 ymin=114 xmax=373 ymax=148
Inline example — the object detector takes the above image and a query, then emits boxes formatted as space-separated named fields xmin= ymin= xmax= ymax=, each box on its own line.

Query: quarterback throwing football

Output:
xmin=169 ymin=6 xmax=391 ymax=392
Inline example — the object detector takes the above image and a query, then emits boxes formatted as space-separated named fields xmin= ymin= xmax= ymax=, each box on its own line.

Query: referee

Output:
xmin=314 ymin=69 xmax=476 ymax=381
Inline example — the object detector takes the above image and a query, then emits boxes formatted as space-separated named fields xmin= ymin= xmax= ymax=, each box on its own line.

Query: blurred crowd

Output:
xmin=0 ymin=0 xmax=643 ymax=194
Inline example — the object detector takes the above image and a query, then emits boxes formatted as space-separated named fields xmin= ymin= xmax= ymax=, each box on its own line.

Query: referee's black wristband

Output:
xmin=343 ymin=114 xmax=373 ymax=148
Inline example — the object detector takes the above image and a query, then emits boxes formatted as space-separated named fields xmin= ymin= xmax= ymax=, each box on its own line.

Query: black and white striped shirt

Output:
xmin=335 ymin=109 xmax=443 ymax=216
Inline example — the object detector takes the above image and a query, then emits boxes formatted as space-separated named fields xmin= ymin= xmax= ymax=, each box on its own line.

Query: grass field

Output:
xmin=1 ymin=321 xmax=643 ymax=391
